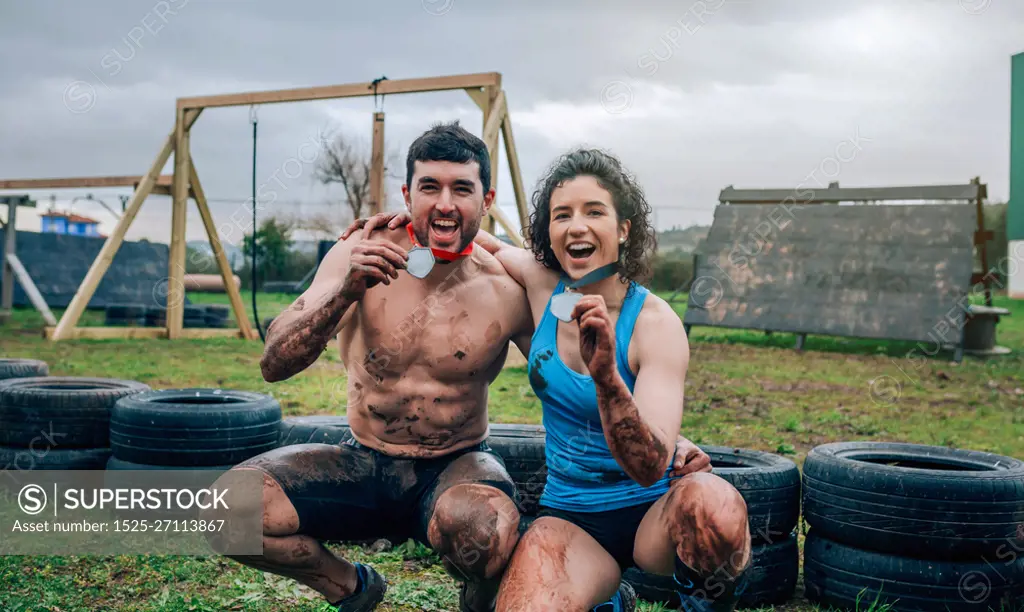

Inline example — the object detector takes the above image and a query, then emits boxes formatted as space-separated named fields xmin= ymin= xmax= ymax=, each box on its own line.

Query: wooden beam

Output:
xmin=489 ymin=205 xmax=523 ymax=248
xmin=43 ymin=326 xmax=245 ymax=340
xmin=481 ymin=86 xmax=503 ymax=234
xmin=1 ymin=199 xmax=16 ymax=320
xmin=719 ymin=183 xmax=984 ymax=204
xmin=188 ymin=159 xmax=257 ymax=341
xmin=464 ymin=88 xmax=488 ymax=111
xmin=0 ymin=175 xmax=173 ymax=190
xmin=45 ymin=326 xmax=167 ymax=340
xmin=370 ymin=112 xmax=385 ymax=216
xmin=6 ymin=254 xmax=56 ymax=326
xmin=501 ymin=110 xmax=529 ymax=234
xmin=178 ymin=72 xmax=502 ymax=110
xmin=50 ymin=129 xmax=182 ymax=340
xmin=168 ymin=108 xmax=190 ymax=339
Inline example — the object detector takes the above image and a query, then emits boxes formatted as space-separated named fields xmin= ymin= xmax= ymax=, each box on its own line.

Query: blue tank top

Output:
xmin=528 ymin=280 xmax=674 ymax=513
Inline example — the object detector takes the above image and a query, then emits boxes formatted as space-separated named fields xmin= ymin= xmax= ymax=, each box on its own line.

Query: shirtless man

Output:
xmin=209 ymin=122 xmax=534 ymax=612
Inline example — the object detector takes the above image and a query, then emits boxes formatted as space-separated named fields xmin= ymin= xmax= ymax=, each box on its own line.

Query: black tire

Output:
xmin=486 ymin=424 xmax=546 ymax=516
xmin=0 ymin=377 xmax=151 ymax=448
xmin=204 ymin=305 xmax=230 ymax=320
xmin=183 ymin=306 xmax=204 ymax=319
xmin=105 ymin=316 xmax=146 ymax=327
xmin=0 ymin=359 xmax=49 ymax=380
xmin=0 ymin=445 xmax=111 ymax=470
xmin=803 ymin=529 xmax=1024 ymax=612
xmin=105 ymin=456 xmax=236 ymax=471
xmin=105 ymin=304 xmax=146 ymax=319
xmin=622 ymin=532 xmax=799 ymax=609
xmin=701 ymin=445 xmax=801 ymax=543
xmin=802 ymin=441 xmax=1024 ymax=559
xmin=278 ymin=415 xmax=351 ymax=446
xmin=183 ymin=316 xmax=206 ymax=328
xmin=203 ymin=316 xmax=228 ymax=328
xmin=110 ymin=388 xmax=281 ymax=466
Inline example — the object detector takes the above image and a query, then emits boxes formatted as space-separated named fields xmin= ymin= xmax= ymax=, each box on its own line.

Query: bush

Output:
xmin=647 ymin=251 xmax=696 ymax=292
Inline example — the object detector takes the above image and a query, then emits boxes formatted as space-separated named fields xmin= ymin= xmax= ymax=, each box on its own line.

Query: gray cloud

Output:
xmin=1 ymin=0 xmax=1021 ymax=244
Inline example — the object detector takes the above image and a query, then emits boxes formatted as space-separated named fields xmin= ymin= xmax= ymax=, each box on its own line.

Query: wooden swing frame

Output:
xmin=1 ymin=72 xmax=529 ymax=341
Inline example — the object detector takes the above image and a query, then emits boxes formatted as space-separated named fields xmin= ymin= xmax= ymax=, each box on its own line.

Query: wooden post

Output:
xmin=189 ymin=159 xmax=257 ymax=340
xmin=481 ymin=86 xmax=504 ymax=234
xmin=370 ymin=112 xmax=385 ymax=215
xmin=1 ymin=201 xmax=16 ymax=321
xmin=501 ymin=112 xmax=529 ymax=235
xmin=972 ymin=177 xmax=993 ymax=306
xmin=168 ymin=108 xmax=191 ymax=339
xmin=6 ymin=254 xmax=56 ymax=326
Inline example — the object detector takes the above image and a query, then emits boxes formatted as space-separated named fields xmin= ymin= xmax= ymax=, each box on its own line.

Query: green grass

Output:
xmin=1 ymin=290 xmax=1022 ymax=611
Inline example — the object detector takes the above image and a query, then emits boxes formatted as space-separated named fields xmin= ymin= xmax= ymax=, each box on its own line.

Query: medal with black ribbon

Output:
xmin=405 ymin=224 xmax=474 ymax=279
xmin=549 ymin=263 xmax=620 ymax=322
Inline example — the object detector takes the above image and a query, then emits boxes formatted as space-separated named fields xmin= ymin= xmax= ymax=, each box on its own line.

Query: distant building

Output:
xmin=40 ymin=211 xmax=103 ymax=237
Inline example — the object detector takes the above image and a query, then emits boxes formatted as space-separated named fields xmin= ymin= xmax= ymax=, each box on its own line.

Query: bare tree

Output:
xmin=314 ymin=127 xmax=403 ymax=221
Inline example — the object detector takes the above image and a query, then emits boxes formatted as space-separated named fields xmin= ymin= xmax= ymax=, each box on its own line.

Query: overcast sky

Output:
xmin=1 ymin=0 xmax=1022 ymax=246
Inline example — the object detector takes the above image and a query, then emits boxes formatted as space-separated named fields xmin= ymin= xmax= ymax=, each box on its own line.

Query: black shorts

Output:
xmin=538 ymin=501 xmax=657 ymax=571
xmin=238 ymin=436 xmax=520 ymax=545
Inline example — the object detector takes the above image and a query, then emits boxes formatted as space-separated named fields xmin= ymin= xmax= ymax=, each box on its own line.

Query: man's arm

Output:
xmin=472 ymin=228 xmax=537 ymax=289
xmin=259 ymin=234 xmax=406 ymax=382
xmin=575 ymin=297 xmax=688 ymax=487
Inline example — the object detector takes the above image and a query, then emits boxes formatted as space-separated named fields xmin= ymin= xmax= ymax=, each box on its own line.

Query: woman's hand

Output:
xmin=670 ymin=436 xmax=712 ymax=478
xmin=572 ymin=295 xmax=617 ymax=381
xmin=338 ymin=211 xmax=411 ymax=241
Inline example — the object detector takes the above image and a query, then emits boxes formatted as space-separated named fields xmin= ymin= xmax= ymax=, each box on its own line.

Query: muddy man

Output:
xmin=206 ymin=122 xmax=534 ymax=612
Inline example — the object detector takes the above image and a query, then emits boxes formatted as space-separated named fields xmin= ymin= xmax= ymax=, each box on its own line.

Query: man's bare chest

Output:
xmin=350 ymin=275 xmax=515 ymax=376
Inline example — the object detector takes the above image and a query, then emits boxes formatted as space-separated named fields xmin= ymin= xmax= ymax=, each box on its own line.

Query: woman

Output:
xmin=344 ymin=148 xmax=751 ymax=612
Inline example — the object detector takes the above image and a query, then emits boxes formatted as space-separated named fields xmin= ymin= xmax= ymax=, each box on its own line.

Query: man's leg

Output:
xmin=419 ymin=449 xmax=522 ymax=612
xmin=496 ymin=516 xmax=622 ymax=612
xmin=632 ymin=472 xmax=752 ymax=610
xmin=204 ymin=442 xmax=390 ymax=608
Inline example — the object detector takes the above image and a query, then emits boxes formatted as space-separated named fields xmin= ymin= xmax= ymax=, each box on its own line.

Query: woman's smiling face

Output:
xmin=548 ymin=175 xmax=630 ymax=280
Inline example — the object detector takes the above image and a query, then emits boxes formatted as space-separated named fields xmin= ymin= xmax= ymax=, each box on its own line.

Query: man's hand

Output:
xmin=670 ymin=436 xmax=712 ymax=478
xmin=341 ymin=238 xmax=408 ymax=299
xmin=339 ymin=211 xmax=412 ymax=241
xmin=571 ymin=295 xmax=616 ymax=381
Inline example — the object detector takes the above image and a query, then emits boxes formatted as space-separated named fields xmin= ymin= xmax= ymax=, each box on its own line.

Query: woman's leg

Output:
xmin=632 ymin=472 xmax=752 ymax=605
xmin=496 ymin=516 xmax=622 ymax=612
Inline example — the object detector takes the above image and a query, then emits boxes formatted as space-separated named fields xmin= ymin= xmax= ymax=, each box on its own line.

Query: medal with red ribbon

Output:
xmin=405 ymin=224 xmax=474 ymax=279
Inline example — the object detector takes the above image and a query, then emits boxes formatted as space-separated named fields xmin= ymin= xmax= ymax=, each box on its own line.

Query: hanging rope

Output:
xmin=250 ymin=105 xmax=265 ymax=343
xmin=371 ymin=75 xmax=388 ymax=112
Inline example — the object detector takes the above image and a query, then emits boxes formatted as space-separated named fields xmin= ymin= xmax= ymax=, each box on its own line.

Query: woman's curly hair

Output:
xmin=524 ymin=148 xmax=658 ymax=289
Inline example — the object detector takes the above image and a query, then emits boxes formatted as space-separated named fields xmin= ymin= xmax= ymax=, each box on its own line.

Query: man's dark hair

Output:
xmin=526 ymin=148 xmax=658 ymax=287
xmin=405 ymin=121 xmax=491 ymax=192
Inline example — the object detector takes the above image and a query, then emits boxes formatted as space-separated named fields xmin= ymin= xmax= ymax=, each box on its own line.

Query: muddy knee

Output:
xmin=665 ymin=472 xmax=751 ymax=576
xmin=427 ymin=483 xmax=520 ymax=580
xmin=202 ymin=468 xmax=299 ymax=553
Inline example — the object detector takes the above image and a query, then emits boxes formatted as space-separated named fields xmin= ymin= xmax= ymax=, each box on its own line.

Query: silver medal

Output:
xmin=550 ymin=292 xmax=583 ymax=322
xmin=406 ymin=247 xmax=435 ymax=279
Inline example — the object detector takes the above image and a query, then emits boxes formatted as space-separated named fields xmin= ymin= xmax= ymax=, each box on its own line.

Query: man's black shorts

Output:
xmin=237 ymin=435 xmax=520 ymax=544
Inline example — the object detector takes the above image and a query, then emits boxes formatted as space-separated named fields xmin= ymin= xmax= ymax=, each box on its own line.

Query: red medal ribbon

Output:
xmin=407 ymin=224 xmax=473 ymax=261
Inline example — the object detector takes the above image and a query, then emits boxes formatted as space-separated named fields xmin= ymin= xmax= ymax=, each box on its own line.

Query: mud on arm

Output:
xmin=594 ymin=304 xmax=689 ymax=487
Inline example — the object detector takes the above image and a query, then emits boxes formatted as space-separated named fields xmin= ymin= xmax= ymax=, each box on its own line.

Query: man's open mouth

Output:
xmin=567 ymin=241 xmax=597 ymax=262
xmin=430 ymin=218 xmax=460 ymax=243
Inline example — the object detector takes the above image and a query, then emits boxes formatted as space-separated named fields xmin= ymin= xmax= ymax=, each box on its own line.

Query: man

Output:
xmin=211 ymin=122 xmax=535 ymax=612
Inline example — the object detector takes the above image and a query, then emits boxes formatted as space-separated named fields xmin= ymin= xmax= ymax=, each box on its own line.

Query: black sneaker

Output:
xmin=592 ymin=581 xmax=637 ymax=612
xmin=333 ymin=563 xmax=387 ymax=611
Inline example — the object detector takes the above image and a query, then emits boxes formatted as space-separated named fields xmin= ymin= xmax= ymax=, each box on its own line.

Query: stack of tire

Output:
xmin=621 ymin=445 xmax=801 ymax=609
xmin=202 ymin=305 xmax=230 ymax=329
xmin=107 ymin=388 xmax=282 ymax=472
xmin=0 ymin=371 xmax=150 ymax=471
xmin=802 ymin=441 xmax=1024 ymax=611
xmin=105 ymin=303 xmax=147 ymax=326
xmin=275 ymin=416 xmax=801 ymax=608
xmin=105 ymin=388 xmax=282 ymax=521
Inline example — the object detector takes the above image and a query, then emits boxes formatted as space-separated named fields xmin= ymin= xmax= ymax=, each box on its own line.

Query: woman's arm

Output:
xmin=573 ymin=296 xmax=688 ymax=487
